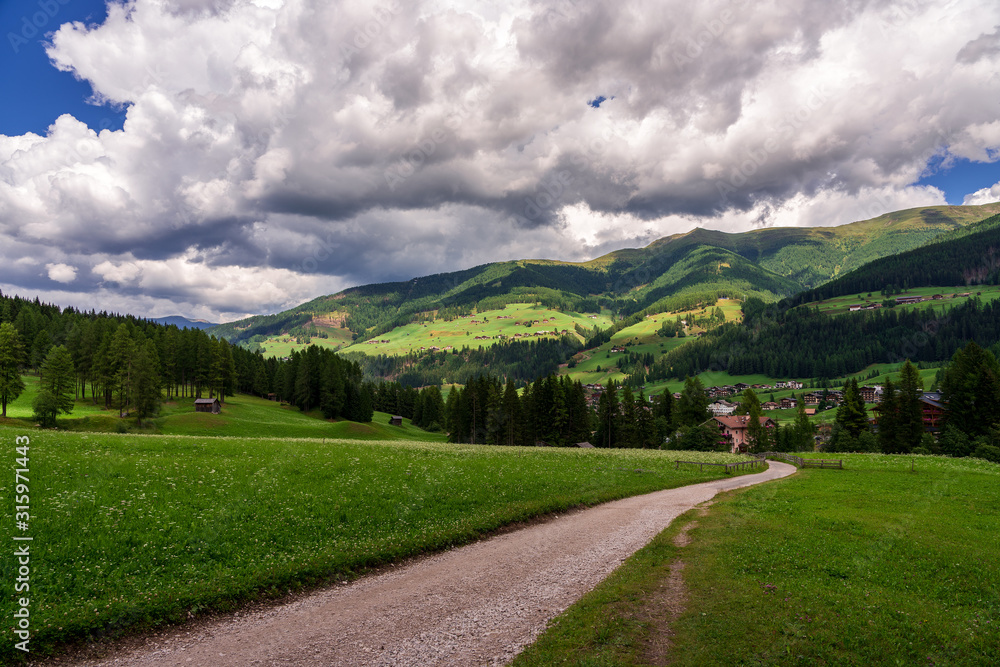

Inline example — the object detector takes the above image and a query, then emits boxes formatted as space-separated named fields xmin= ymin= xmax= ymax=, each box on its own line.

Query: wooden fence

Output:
xmin=760 ymin=452 xmax=842 ymax=469
xmin=674 ymin=458 xmax=768 ymax=474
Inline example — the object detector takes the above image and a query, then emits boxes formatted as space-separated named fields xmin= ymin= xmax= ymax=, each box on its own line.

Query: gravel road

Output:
xmin=57 ymin=461 xmax=795 ymax=667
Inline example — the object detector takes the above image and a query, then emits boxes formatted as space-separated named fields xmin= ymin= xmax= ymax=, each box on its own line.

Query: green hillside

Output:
xmin=209 ymin=203 xmax=1000 ymax=358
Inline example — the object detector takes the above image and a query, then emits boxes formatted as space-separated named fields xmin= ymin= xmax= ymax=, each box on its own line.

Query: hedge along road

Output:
xmin=61 ymin=461 xmax=796 ymax=667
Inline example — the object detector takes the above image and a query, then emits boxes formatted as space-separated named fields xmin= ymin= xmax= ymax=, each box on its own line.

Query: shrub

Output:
xmin=973 ymin=443 xmax=1000 ymax=464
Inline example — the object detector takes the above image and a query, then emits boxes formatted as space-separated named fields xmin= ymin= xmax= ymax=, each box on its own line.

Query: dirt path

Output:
xmin=56 ymin=462 xmax=795 ymax=667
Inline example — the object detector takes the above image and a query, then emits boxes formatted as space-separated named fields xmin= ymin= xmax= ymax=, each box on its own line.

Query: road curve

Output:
xmin=60 ymin=461 xmax=796 ymax=667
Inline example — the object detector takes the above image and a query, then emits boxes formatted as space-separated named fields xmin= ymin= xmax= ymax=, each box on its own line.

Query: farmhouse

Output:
xmin=194 ymin=397 xmax=221 ymax=414
xmin=780 ymin=397 xmax=798 ymax=409
xmin=761 ymin=401 xmax=779 ymax=411
xmin=896 ymin=295 xmax=925 ymax=305
xmin=711 ymin=415 xmax=776 ymax=453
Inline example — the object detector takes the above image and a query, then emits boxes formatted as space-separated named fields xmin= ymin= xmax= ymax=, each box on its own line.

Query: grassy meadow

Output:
xmin=513 ymin=453 xmax=1000 ymax=666
xmin=3 ymin=387 xmax=445 ymax=442
xmin=562 ymin=299 xmax=742 ymax=386
xmin=805 ymin=284 xmax=1000 ymax=315
xmin=0 ymin=428 xmax=753 ymax=661
xmin=337 ymin=303 xmax=614 ymax=358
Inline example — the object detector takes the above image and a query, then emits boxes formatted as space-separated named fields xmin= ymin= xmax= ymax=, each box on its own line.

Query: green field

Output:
xmin=3 ymin=386 xmax=445 ymax=442
xmin=0 ymin=429 xmax=754 ymax=662
xmin=514 ymin=453 xmax=1000 ymax=666
xmin=562 ymin=299 xmax=742 ymax=386
xmin=806 ymin=285 xmax=1000 ymax=315
xmin=336 ymin=303 xmax=613 ymax=358
xmin=4 ymin=375 xmax=109 ymax=421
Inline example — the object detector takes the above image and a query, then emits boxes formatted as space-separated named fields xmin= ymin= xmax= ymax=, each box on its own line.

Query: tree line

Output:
xmin=648 ymin=296 xmax=1000 ymax=383
xmin=0 ymin=292 xmax=370 ymax=426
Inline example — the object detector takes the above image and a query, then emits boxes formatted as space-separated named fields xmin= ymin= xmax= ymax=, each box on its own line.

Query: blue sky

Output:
xmin=917 ymin=156 xmax=1000 ymax=205
xmin=1 ymin=0 xmax=123 ymax=135
xmin=1 ymin=0 xmax=999 ymax=321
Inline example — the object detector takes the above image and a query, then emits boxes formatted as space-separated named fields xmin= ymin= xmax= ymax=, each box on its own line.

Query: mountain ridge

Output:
xmin=208 ymin=202 xmax=1000 ymax=345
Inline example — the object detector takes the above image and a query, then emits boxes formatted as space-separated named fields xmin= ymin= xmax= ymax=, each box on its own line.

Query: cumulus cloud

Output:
xmin=963 ymin=180 xmax=1000 ymax=206
xmin=1 ymin=0 xmax=999 ymax=320
xmin=46 ymin=263 xmax=78 ymax=283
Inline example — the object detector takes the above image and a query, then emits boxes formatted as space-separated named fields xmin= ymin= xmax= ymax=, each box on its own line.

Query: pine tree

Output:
xmin=836 ymin=378 xmax=869 ymax=438
xmin=0 ymin=322 xmax=25 ymax=417
xmin=39 ymin=345 xmax=75 ymax=415
xmin=595 ymin=380 xmax=619 ymax=447
xmin=941 ymin=341 xmax=1000 ymax=439
xmin=794 ymin=401 xmax=815 ymax=452
xmin=131 ymin=340 xmax=162 ymax=427
xmin=501 ymin=379 xmax=521 ymax=446
xmin=620 ymin=385 xmax=638 ymax=448
xmin=676 ymin=376 xmax=710 ymax=428
xmin=878 ymin=378 xmax=902 ymax=453
xmin=896 ymin=360 xmax=924 ymax=452
xmin=744 ymin=389 xmax=767 ymax=453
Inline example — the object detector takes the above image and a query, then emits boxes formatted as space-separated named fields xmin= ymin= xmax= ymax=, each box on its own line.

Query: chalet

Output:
xmin=780 ymin=397 xmax=797 ymax=409
xmin=708 ymin=400 xmax=737 ymax=416
xmin=761 ymin=401 xmax=779 ymax=411
xmin=896 ymin=295 xmax=925 ymax=305
xmin=711 ymin=415 xmax=777 ymax=453
xmin=194 ymin=398 xmax=221 ymax=414
xmin=859 ymin=385 xmax=880 ymax=403
xmin=803 ymin=392 xmax=823 ymax=405
xmin=804 ymin=408 xmax=817 ymax=416
xmin=733 ymin=383 xmax=749 ymax=392
xmin=919 ymin=392 xmax=946 ymax=432
xmin=390 ymin=415 xmax=404 ymax=426
xmin=871 ymin=392 xmax=946 ymax=432
xmin=849 ymin=304 xmax=863 ymax=312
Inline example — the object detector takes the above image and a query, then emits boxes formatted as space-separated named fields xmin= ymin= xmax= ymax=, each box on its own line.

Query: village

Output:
xmin=580 ymin=378 xmax=948 ymax=454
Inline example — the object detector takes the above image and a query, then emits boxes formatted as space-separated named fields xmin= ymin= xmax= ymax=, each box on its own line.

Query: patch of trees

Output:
xmin=346 ymin=336 xmax=583 ymax=387
xmin=653 ymin=296 xmax=1000 ymax=382
xmin=0 ymin=291 xmax=373 ymax=426
xmin=785 ymin=213 xmax=1000 ymax=306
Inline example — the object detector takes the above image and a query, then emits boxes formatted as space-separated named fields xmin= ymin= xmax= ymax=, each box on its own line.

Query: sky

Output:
xmin=2 ymin=0 xmax=1000 ymax=323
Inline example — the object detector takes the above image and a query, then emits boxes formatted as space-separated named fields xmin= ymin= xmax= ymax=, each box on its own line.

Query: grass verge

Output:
xmin=0 ymin=429 xmax=750 ymax=662
xmin=514 ymin=454 xmax=1000 ymax=666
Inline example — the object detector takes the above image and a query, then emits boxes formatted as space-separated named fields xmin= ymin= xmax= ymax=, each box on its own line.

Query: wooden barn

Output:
xmin=389 ymin=415 xmax=403 ymax=426
xmin=194 ymin=398 xmax=221 ymax=414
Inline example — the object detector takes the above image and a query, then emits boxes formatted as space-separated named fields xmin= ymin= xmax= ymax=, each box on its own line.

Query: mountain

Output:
xmin=784 ymin=211 xmax=1000 ymax=305
xmin=653 ymin=213 xmax=1000 ymax=383
xmin=208 ymin=203 xmax=1000 ymax=346
xmin=148 ymin=316 xmax=217 ymax=330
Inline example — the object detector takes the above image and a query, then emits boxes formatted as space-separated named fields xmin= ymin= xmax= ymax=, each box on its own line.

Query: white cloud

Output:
xmin=46 ymin=263 xmax=78 ymax=283
xmin=963 ymin=180 xmax=1000 ymax=206
xmin=0 ymin=0 xmax=999 ymax=319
